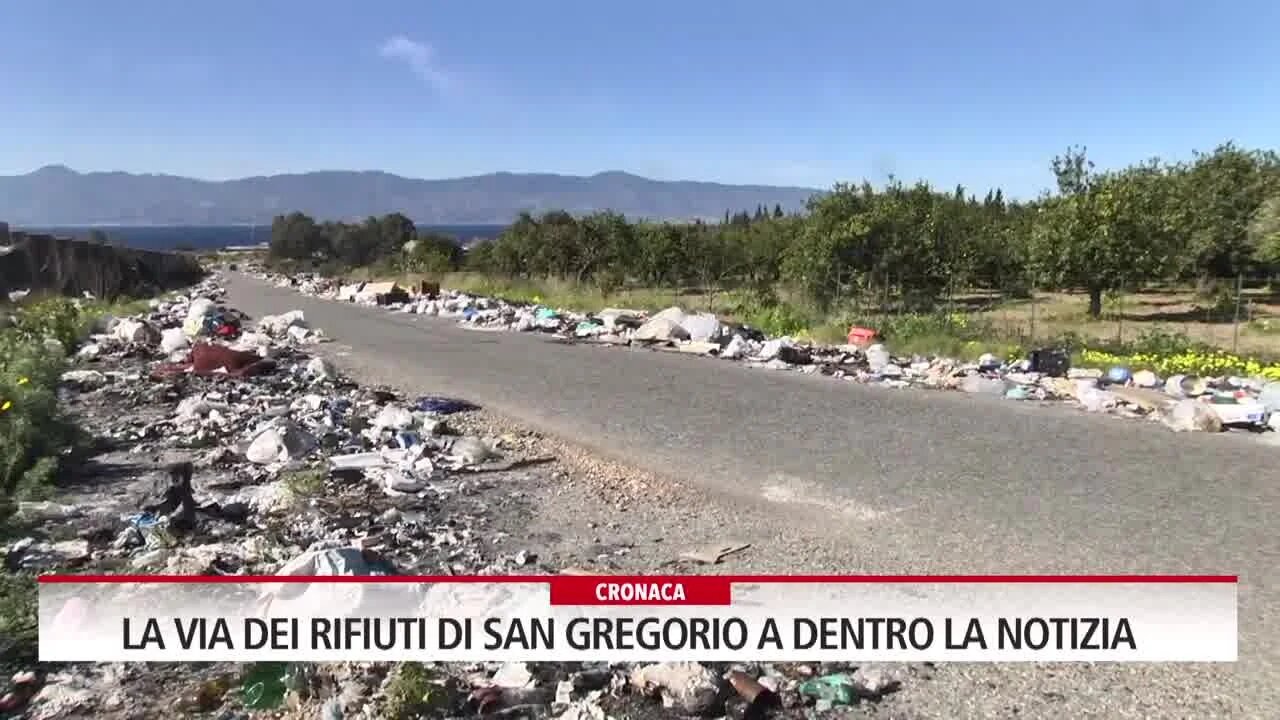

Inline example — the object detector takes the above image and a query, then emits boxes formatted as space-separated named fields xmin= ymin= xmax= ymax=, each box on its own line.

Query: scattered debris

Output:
xmin=630 ymin=661 xmax=725 ymax=715
xmin=680 ymin=541 xmax=751 ymax=565
xmin=59 ymin=369 xmax=109 ymax=391
xmin=727 ymin=670 xmax=782 ymax=720
xmin=797 ymin=668 xmax=903 ymax=709
xmin=14 ymin=271 xmax=920 ymax=719
xmin=413 ymin=396 xmax=479 ymax=415
xmin=253 ymin=266 xmax=1280 ymax=443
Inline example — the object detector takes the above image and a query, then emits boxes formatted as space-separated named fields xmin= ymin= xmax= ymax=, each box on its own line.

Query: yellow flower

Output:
xmin=1 ymin=400 xmax=10 ymax=411
xmin=17 ymin=377 xmax=28 ymax=385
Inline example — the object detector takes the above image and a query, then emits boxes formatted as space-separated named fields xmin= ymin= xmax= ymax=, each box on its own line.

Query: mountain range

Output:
xmin=0 ymin=165 xmax=821 ymax=226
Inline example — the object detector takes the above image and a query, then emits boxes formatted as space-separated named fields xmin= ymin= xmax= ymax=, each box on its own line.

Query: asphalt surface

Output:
xmin=226 ymin=272 xmax=1276 ymax=717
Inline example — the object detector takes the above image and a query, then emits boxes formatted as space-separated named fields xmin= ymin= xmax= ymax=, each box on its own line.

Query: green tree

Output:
xmin=782 ymin=184 xmax=872 ymax=311
xmin=404 ymin=232 xmax=463 ymax=274
xmin=1181 ymin=143 xmax=1280 ymax=282
xmin=576 ymin=211 xmax=635 ymax=284
xmin=634 ymin=222 xmax=688 ymax=286
xmin=359 ymin=213 xmax=417 ymax=261
xmin=1250 ymin=196 xmax=1280 ymax=270
xmin=739 ymin=217 xmax=797 ymax=292
xmin=268 ymin=212 xmax=324 ymax=260
xmin=309 ymin=138 xmax=1280 ymax=322
xmin=1030 ymin=148 xmax=1180 ymax=317
xmin=687 ymin=223 xmax=744 ymax=309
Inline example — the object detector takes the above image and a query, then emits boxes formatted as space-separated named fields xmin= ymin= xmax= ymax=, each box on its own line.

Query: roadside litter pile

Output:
xmin=257 ymin=271 xmax=1280 ymax=440
xmin=5 ymin=273 xmax=911 ymax=719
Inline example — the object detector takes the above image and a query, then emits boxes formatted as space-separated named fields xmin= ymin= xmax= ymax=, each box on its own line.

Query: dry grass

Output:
xmin=267 ymin=252 xmax=1280 ymax=359
xmin=974 ymin=287 xmax=1280 ymax=356
xmin=360 ymin=270 xmax=746 ymax=316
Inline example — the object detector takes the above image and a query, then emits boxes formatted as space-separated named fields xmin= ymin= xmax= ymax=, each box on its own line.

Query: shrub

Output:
xmin=0 ymin=331 xmax=76 ymax=521
xmin=871 ymin=312 xmax=994 ymax=343
xmin=729 ymin=291 xmax=813 ymax=337
xmin=747 ymin=303 xmax=811 ymax=337
xmin=0 ymin=573 xmax=37 ymax=667
xmin=10 ymin=297 xmax=83 ymax=352
xmin=1076 ymin=346 xmax=1280 ymax=379
xmin=0 ymin=296 xmax=126 ymax=524
xmin=384 ymin=663 xmax=440 ymax=719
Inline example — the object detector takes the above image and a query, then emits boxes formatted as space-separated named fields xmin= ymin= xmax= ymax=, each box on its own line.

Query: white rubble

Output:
xmin=159 ymin=327 xmax=189 ymax=354
xmin=245 ymin=423 xmax=318 ymax=464
xmin=629 ymin=661 xmax=724 ymax=715
xmin=1162 ymin=399 xmax=1224 ymax=433
xmin=60 ymin=369 xmax=108 ymax=390
xmin=258 ymin=310 xmax=307 ymax=337
xmin=112 ymin=318 xmax=158 ymax=345
xmin=254 ymin=266 xmax=1280 ymax=447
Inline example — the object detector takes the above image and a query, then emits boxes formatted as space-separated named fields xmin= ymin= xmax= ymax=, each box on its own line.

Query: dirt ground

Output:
xmin=219 ymin=250 xmax=1280 ymax=355
xmin=970 ymin=287 xmax=1280 ymax=355
xmin=4 ymin=331 xmax=928 ymax=720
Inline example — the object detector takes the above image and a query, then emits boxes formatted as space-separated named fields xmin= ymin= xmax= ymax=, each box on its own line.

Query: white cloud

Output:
xmin=378 ymin=36 xmax=452 ymax=93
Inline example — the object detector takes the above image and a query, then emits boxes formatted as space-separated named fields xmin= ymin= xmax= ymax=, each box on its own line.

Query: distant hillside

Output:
xmin=0 ymin=165 xmax=821 ymax=226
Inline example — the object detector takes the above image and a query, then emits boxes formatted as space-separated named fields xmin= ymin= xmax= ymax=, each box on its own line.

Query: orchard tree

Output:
xmin=782 ymin=183 xmax=872 ymax=311
xmin=1030 ymin=148 xmax=1180 ymax=317
xmin=633 ymin=222 xmax=688 ymax=287
xmin=576 ymin=211 xmax=635 ymax=286
xmin=687 ymin=222 xmax=745 ymax=309
xmin=1181 ymin=143 xmax=1280 ymax=282
xmin=739 ymin=216 xmax=798 ymax=292
xmin=1250 ymin=196 xmax=1280 ymax=271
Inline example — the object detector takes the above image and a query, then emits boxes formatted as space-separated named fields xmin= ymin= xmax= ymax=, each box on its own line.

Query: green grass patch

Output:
xmin=832 ymin=311 xmax=1022 ymax=360
xmin=1247 ymin=318 xmax=1280 ymax=336
xmin=384 ymin=662 xmax=447 ymax=719
xmin=281 ymin=468 xmax=326 ymax=500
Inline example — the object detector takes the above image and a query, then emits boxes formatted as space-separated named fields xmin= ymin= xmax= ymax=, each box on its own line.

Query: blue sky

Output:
xmin=2 ymin=1 xmax=1277 ymax=196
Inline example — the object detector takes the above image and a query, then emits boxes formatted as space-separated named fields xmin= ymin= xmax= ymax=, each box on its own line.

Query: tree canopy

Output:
xmin=269 ymin=142 xmax=1280 ymax=318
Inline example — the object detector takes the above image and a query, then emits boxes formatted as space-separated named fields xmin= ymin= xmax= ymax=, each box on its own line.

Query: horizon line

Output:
xmin=4 ymin=164 xmax=825 ymax=191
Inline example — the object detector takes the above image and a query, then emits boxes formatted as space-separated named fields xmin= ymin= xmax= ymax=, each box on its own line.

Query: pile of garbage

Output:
xmin=6 ymin=272 xmax=915 ymax=719
xmin=254 ymin=268 xmax=1280 ymax=439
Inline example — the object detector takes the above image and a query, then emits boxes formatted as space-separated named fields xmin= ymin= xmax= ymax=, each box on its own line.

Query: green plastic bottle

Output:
xmin=241 ymin=662 xmax=308 ymax=710
xmin=797 ymin=673 xmax=857 ymax=706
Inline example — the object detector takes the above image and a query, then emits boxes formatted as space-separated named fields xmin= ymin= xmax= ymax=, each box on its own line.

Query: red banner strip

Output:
xmin=38 ymin=574 xmax=1238 ymax=584
xmin=549 ymin=576 xmax=732 ymax=606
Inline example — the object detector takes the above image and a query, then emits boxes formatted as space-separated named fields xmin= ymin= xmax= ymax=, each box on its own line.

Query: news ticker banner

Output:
xmin=38 ymin=574 xmax=1237 ymax=663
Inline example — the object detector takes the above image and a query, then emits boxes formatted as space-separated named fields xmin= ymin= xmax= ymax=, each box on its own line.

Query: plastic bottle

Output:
xmin=241 ymin=662 xmax=309 ymax=709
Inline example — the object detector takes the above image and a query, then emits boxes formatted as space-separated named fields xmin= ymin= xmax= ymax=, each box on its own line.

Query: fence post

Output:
xmin=1116 ymin=292 xmax=1124 ymax=345
xmin=1029 ymin=295 xmax=1037 ymax=344
xmin=1232 ymin=273 xmax=1243 ymax=354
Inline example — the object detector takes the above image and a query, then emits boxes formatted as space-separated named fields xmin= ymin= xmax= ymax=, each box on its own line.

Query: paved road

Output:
xmin=226 ymin=272 xmax=1276 ymax=715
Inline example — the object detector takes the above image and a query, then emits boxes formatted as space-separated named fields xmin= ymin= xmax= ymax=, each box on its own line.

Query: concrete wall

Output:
xmin=0 ymin=227 xmax=205 ymax=300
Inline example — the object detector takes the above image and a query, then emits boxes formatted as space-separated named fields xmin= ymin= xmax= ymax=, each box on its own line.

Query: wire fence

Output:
xmin=820 ymin=272 xmax=1277 ymax=356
